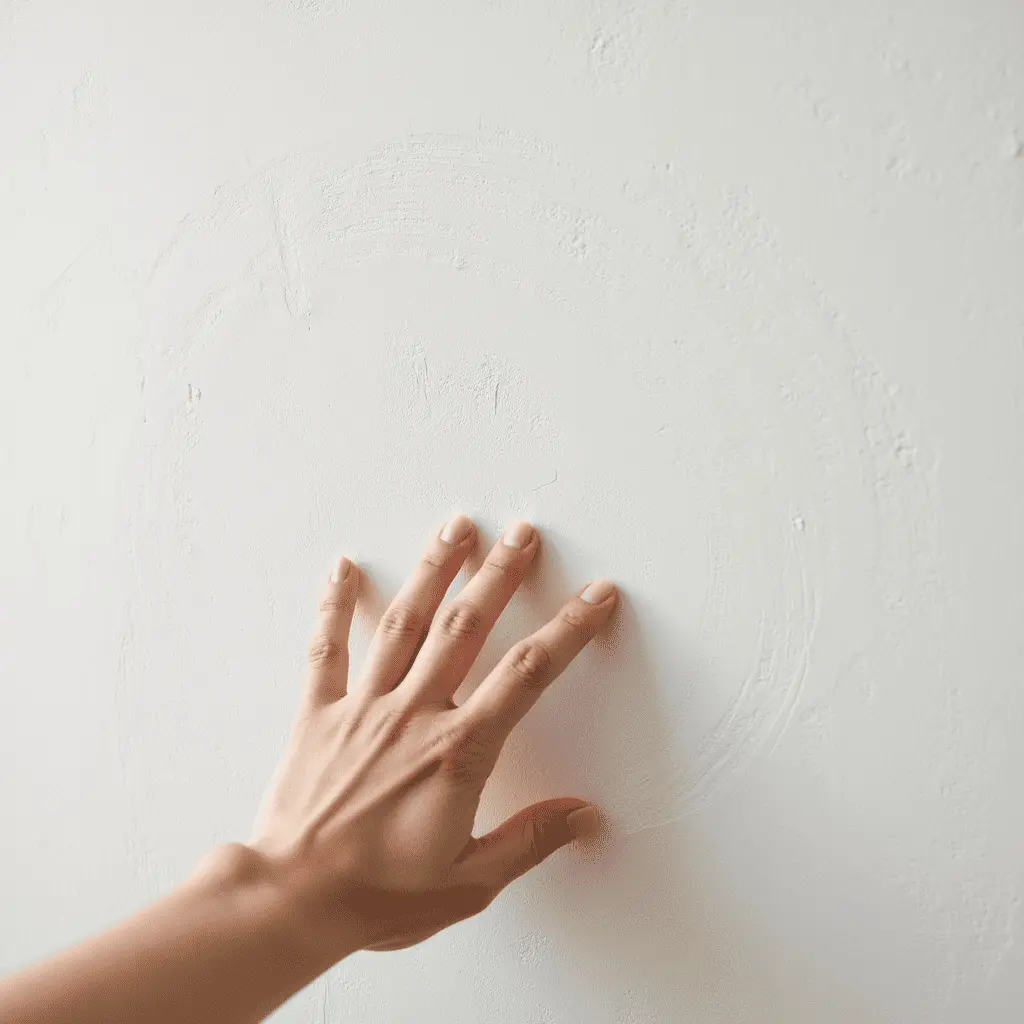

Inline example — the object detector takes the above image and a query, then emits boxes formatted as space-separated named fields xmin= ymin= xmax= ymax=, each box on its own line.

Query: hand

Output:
xmin=247 ymin=515 xmax=617 ymax=959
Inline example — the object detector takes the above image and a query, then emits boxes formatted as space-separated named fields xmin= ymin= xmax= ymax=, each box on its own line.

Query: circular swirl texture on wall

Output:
xmin=126 ymin=131 xmax=941 ymax=842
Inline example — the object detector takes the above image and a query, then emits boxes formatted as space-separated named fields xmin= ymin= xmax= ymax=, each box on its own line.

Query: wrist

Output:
xmin=189 ymin=843 xmax=361 ymax=975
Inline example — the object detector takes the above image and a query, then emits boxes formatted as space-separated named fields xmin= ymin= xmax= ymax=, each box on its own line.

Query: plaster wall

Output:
xmin=2 ymin=2 xmax=1023 ymax=1021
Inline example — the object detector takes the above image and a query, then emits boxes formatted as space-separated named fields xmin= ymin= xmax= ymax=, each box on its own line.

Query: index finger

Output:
xmin=459 ymin=578 xmax=617 ymax=737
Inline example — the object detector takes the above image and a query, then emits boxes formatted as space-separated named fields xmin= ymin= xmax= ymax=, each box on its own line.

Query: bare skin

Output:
xmin=0 ymin=515 xmax=617 ymax=1024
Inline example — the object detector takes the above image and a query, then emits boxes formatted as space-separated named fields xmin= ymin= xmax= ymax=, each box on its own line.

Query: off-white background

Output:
xmin=2 ymin=2 xmax=1023 ymax=1021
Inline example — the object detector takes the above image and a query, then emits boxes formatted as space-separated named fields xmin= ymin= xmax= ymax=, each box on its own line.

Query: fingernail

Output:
xmin=330 ymin=555 xmax=351 ymax=584
xmin=565 ymin=805 xmax=602 ymax=840
xmin=440 ymin=514 xmax=474 ymax=544
xmin=502 ymin=520 xmax=534 ymax=548
xmin=580 ymin=579 xmax=616 ymax=604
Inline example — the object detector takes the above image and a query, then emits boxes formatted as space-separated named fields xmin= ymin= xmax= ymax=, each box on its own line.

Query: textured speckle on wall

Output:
xmin=2 ymin=2 xmax=1023 ymax=1022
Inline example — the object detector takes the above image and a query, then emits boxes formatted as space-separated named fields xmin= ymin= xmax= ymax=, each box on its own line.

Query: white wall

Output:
xmin=2 ymin=2 xmax=1023 ymax=1021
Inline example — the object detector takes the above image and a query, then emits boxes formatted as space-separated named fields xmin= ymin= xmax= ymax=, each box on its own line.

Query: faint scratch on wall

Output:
xmin=265 ymin=176 xmax=311 ymax=321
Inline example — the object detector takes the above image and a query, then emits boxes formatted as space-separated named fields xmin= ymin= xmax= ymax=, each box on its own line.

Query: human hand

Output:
xmin=246 ymin=516 xmax=617 ymax=960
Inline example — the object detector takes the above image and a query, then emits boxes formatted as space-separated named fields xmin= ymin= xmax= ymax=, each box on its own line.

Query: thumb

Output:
xmin=460 ymin=799 xmax=603 ymax=890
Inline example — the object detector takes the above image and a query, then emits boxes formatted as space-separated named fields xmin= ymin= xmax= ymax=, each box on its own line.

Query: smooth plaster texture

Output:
xmin=2 ymin=2 xmax=1024 ymax=1021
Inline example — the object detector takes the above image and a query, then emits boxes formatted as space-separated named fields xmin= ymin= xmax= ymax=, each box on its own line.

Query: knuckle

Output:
xmin=483 ymin=554 xmax=515 ymax=575
xmin=507 ymin=640 xmax=552 ymax=688
xmin=421 ymin=545 xmax=448 ymax=570
xmin=318 ymin=595 xmax=348 ymax=614
xmin=435 ymin=601 xmax=484 ymax=642
xmin=558 ymin=603 xmax=590 ymax=632
xmin=506 ymin=818 xmax=543 ymax=879
xmin=379 ymin=602 xmax=424 ymax=641
xmin=308 ymin=634 xmax=346 ymax=669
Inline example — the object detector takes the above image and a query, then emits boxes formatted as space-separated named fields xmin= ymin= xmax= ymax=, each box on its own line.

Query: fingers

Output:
xmin=305 ymin=555 xmax=360 ymax=704
xmin=459 ymin=578 xmax=618 ymax=736
xmin=398 ymin=520 xmax=540 ymax=704
xmin=353 ymin=515 xmax=476 ymax=698
xmin=454 ymin=799 xmax=602 ymax=892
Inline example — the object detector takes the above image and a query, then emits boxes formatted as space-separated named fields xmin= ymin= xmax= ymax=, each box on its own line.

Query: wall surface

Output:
xmin=2 ymin=2 xmax=1023 ymax=1021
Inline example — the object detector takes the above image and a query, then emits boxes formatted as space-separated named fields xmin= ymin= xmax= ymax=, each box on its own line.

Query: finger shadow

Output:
xmin=476 ymin=526 xmax=796 ymax=1021
xmin=349 ymin=564 xmax=390 ymax=662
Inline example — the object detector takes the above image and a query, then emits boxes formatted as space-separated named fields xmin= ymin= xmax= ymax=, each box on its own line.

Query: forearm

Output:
xmin=0 ymin=844 xmax=353 ymax=1024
